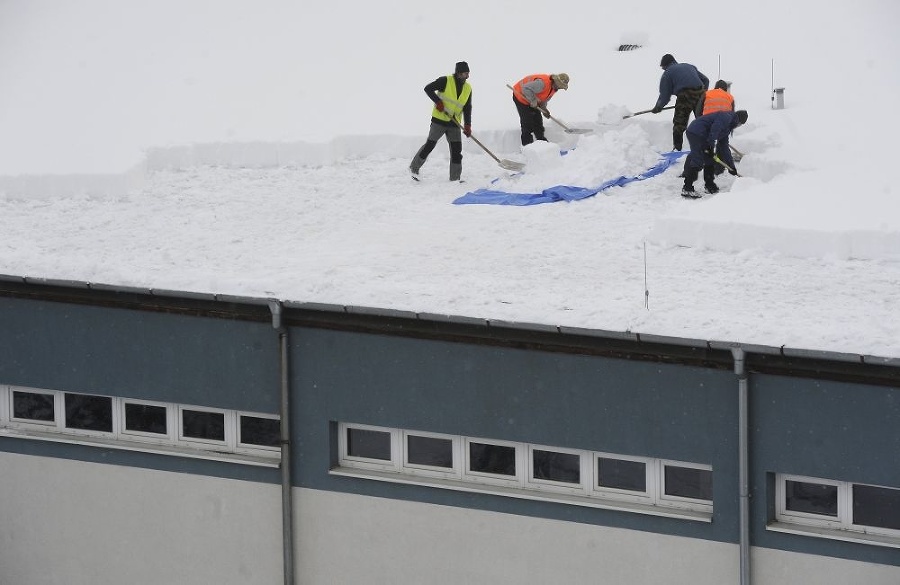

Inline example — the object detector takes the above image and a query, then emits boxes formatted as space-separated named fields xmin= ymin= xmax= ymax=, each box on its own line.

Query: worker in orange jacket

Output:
xmin=511 ymin=73 xmax=569 ymax=146
xmin=697 ymin=80 xmax=735 ymax=116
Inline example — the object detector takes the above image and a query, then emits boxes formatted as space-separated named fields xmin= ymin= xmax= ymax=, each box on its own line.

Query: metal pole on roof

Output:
xmin=643 ymin=242 xmax=649 ymax=310
xmin=771 ymin=59 xmax=775 ymax=109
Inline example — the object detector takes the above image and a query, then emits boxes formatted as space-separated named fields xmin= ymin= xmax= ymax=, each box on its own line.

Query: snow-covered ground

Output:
xmin=0 ymin=0 xmax=898 ymax=358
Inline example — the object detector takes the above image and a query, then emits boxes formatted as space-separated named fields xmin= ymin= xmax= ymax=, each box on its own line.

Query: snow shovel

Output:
xmin=506 ymin=84 xmax=592 ymax=134
xmin=623 ymin=105 xmax=675 ymax=119
xmin=713 ymin=154 xmax=741 ymax=177
xmin=729 ymin=143 xmax=745 ymax=163
xmin=449 ymin=117 xmax=524 ymax=172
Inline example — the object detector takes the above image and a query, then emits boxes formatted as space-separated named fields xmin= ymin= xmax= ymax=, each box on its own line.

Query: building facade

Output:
xmin=1 ymin=276 xmax=898 ymax=584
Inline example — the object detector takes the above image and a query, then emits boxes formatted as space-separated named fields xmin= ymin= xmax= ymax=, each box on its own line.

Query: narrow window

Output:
xmin=664 ymin=464 xmax=713 ymax=501
xmin=469 ymin=441 xmax=516 ymax=476
xmin=181 ymin=409 xmax=225 ymax=442
xmin=239 ymin=415 xmax=280 ymax=448
xmin=407 ymin=434 xmax=453 ymax=469
xmin=785 ymin=479 xmax=838 ymax=517
xmin=853 ymin=484 xmax=900 ymax=530
xmin=12 ymin=390 xmax=55 ymax=423
xmin=64 ymin=393 xmax=113 ymax=433
xmin=598 ymin=457 xmax=647 ymax=492
xmin=346 ymin=426 xmax=392 ymax=461
xmin=532 ymin=449 xmax=580 ymax=484
xmin=124 ymin=402 xmax=168 ymax=435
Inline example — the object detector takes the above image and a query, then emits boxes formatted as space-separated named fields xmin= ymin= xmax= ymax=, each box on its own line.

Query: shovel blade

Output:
xmin=565 ymin=128 xmax=593 ymax=134
xmin=499 ymin=159 xmax=525 ymax=172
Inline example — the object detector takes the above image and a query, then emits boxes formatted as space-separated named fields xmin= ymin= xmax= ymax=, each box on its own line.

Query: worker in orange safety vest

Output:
xmin=510 ymin=73 xmax=569 ymax=146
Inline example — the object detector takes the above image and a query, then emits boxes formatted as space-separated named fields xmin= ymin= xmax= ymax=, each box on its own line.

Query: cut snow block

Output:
xmin=522 ymin=141 xmax=563 ymax=172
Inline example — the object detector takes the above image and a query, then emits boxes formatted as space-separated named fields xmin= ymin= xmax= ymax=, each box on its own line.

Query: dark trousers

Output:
xmin=514 ymin=97 xmax=546 ymax=146
xmin=684 ymin=130 xmax=716 ymax=188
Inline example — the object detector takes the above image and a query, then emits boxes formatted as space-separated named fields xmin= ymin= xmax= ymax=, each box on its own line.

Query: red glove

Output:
xmin=463 ymin=124 xmax=472 ymax=137
xmin=435 ymin=101 xmax=445 ymax=112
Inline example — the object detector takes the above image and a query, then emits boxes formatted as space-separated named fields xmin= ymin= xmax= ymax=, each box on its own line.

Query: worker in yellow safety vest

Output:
xmin=409 ymin=61 xmax=473 ymax=182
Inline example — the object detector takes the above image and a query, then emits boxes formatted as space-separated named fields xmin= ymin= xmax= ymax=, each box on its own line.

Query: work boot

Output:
xmin=681 ymin=185 xmax=701 ymax=198
xmin=409 ymin=153 xmax=426 ymax=177
xmin=449 ymin=163 xmax=462 ymax=182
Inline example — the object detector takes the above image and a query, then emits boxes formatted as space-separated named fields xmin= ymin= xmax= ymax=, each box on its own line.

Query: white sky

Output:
xmin=0 ymin=0 xmax=899 ymax=358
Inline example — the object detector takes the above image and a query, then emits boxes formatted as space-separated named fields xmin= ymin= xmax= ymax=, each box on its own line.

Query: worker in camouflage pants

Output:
xmin=651 ymin=54 xmax=709 ymax=151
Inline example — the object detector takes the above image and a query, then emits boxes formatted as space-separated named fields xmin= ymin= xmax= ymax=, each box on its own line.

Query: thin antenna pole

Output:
xmin=643 ymin=242 xmax=649 ymax=310
xmin=771 ymin=59 xmax=775 ymax=109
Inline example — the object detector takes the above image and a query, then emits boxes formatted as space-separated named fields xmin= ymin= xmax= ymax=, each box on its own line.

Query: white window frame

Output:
xmin=331 ymin=422 xmax=714 ymax=522
xmin=235 ymin=411 xmax=282 ymax=455
xmin=338 ymin=422 xmax=400 ymax=472
xmin=658 ymin=459 xmax=714 ymax=513
xmin=775 ymin=473 xmax=900 ymax=540
xmin=850 ymin=482 xmax=900 ymax=539
xmin=401 ymin=429 xmax=461 ymax=479
xmin=62 ymin=391 xmax=118 ymax=438
xmin=0 ymin=385 xmax=279 ymax=465
xmin=527 ymin=443 xmax=588 ymax=495
xmin=592 ymin=452 xmax=654 ymax=505
xmin=120 ymin=398 xmax=176 ymax=443
xmin=6 ymin=386 xmax=62 ymax=431
xmin=776 ymin=474 xmax=844 ymax=530
xmin=177 ymin=405 xmax=233 ymax=449
xmin=0 ymin=385 xmax=7 ymax=424
xmin=463 ymin=436 xmax=525 ymax=487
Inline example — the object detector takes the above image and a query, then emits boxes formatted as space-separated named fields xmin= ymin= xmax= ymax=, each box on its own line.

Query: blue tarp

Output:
xmin=453 ymin=151 xmax=688 ymax=206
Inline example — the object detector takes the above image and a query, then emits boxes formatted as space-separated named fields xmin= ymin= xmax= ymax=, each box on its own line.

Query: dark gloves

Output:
xmin=704 ymin=146 xmax=715 ymax=157
xmin=651 ymin=106 xmax=662 ymax=114
xmin=435 ymin=101 xmax=444 ymax=112
xmin=541 ymin=109 xmax=551 ymax=119
xmin=728 ymin=167 xmax=739 ymax=176
xmin=463 ymin=124 xmax=472 ymax=137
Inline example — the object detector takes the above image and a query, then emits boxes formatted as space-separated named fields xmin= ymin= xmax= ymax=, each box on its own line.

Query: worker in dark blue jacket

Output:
xmin=652 ymin=54 xmax=709 ymax=151
xmin=682 ymin=110 xmax=748 ymax=198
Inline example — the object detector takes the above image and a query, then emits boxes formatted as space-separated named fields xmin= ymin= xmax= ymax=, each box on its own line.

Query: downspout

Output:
xmin=732 ymin=347 xmax=750 ymax=585
xmin=269 ymin=300 xmax=295 ymax=585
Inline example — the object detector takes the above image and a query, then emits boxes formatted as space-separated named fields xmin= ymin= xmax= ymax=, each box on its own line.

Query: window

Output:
xmin=122 ymin=400 xmax=171 ymax=439
xmin=180 ymin=407 xmax=227 ymax=444
xmin=238 ymin=413 xmax=281 ymax=450
xmin=402 ymin=430 xmax=459 ymax=478
xmin=465 ymin=438 xmax=521 ymax=485
xmin=663 ymin=462 xmax=714 ymax=503
xmin=333 ymin=422 xmax=713 ymax=521
xmin=529 ymin=446 xmax=583 ymax=492
xmin=774 ymin=474 xmax=900 ymax=546
xmin=338 ymin=423 xmax=400 ymax=471
xmin=597 ymin=456 xmax=647 ymax=493
xmin=853 ymin=484 xmax=900 ymax=531
xmin=10 ymin=388 xmax=57 ymax=427
xmin=65 ymin=393 xmax=114 ymax=434
xmin=0 ymin=385 xmax=279 ymax=464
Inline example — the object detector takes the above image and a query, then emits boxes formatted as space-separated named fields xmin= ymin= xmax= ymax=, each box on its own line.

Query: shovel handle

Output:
xmin=623 ymin=105 xmax=675 ymax=119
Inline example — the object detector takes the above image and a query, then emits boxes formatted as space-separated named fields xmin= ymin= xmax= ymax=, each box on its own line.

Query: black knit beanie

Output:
xmin=455 ymin=61 xmax=470 ymax=74
xmin=660 ymin=54 xmax=676 ymax=67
